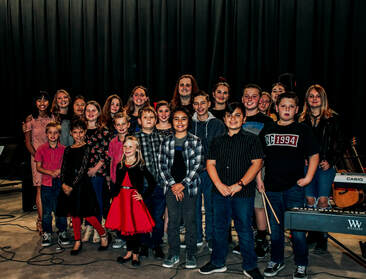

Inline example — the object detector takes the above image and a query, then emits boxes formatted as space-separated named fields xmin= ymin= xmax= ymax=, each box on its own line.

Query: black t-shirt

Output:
xmin=210 ymin=108 xmax=226 ymax=122
xmin=242 ymin=112 xmax=273 ymax=135
xmin=259 ymin=121 xmax=319 ymax=192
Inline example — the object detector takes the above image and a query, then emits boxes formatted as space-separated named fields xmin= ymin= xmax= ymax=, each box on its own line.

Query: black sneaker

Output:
xmin=243 ymin=267 xmax=264 ymax=279
xmin=255 ymin=238 xmax=269 ymax=259
xmin=232 ymin=245 xmax=241 ymax=255
xmin=199 ymin=262 xmax=227 ymax=275
xmin=140 ymin=246 xmax=149 ymax=257
xmin=263 ymin=261 xmax=285 ymax=277
xmin=58 ymin=231 xmax=71 ymax=245
xmin=41 ymin=232 xmax=52 ymax=247
xmin=293 ymin=265 xmax=307 ymax=279
xmin=153 ymin=246 xmax=165 ymax=259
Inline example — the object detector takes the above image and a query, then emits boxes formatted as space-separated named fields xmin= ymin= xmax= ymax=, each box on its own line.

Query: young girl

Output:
xmin=101 ymin=94 xmax=123 ymax=132
xmin=155 ymin=100 xmax=173 ymax=137
xmin=268 ymin=82 xmax=286 ymax=121
xmin=258 ymin=91 xmax=272 ymax=117
xmin=210 ymin=78 xmax=230 ymax=121
xmin=51 ymin=89 xmax=74 ymax=146
xmin=83 ymin=100 xmax=112 ymax=243
xmin=72 ymin=95 xmax=86 ymax=119
xmin=57 ymin=119 xmax=109 ymax=255
xmin=23 ymin=91 xmax=54 ymax=234
xmin=125 ymin=86 xmax=150 ymax=133
xmin=106 ymin=136 xmax=156 ymax=266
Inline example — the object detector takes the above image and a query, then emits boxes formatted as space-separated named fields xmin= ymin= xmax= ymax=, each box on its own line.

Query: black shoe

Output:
xmin=199 ymin=262 xmax=227 ymax=274
xmin=132 ymin=258 xmax=141 ymax=266
xmin=153 ymin=246 xmax=165 ymax=259
xmin=140 ymin=246 xmax=149 ymax=257
xmin=41 ymin=233 xmax=52 ymax=247
xmin=293 ymin=265 xmax=307 ymax=279
xmin=255 ymin=238 xmax=269 ymax=259
xmin=98 ymin=233 xmax=111 ymax=251
xmin=70 ymin=241 xmax=82 ymax=256
xmin=117 ymin=255 xmax=132 ymax=264
xmin=58 ymin=231 xmax=71 ymax=245
xmin=243 ymin=267 xmax=264 ymax=279
xmin=263 ymin=261 xmax=285 ymax=277
xmin=232 ymin=245 xmax=241 ymax=255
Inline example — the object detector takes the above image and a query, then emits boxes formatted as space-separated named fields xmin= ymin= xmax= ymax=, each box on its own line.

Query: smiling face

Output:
xmin=258 ymin=94 xmax=271 ymax=113
xmin=132 ymin=88 xmax=148 ymax=107
xmin=139 ymin=111 xmax=157 ymax=132
xmin=114 ymin=117 xmax=130 ymax=135
xmin=307 ymin=89 xmax=322 ymax=109
xmin=224 ymin=107 xmax=244 ymax=131
xmin=123 ymin=139 xmax=138 ymax=160
xmin=271 ymin=84 xmax=285 ymax=102
xmin=85 ymin=104 xmax=99 ymax=122
xmin=242 ymin=88 xmax=260 ymax=111
xmin=172 ymin=110 xmax=189 ymax=134
xmin=276 ymin=97 xmax=298 ymax=124
xmin=36 ymin=97 xmax=49 ymax=112
xmin=73 ymin=98 xmax=86 ymax=117
xmin=157 ymin=105 xmax=170 ymax=123
xmin=213 ymin=85 xmax=229 ymax=105
xmin=46 ymin=126 xmax=60 ymax=143
xmin=71 ymin=127 xmax=86 ymax=145
xmin=56 ymin=92 xmax=70 ymax=109
xmin=110 ymin=98 xmax=121 ymax=115
xmin=193 ymin=95 xmax=210 ymax=119
xmin=178 ymin=77 xmax=192 ymax=97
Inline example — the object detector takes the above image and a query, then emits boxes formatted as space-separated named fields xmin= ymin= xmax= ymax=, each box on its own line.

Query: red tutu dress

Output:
xmin=105 ymin=170 xmax=155 ymax=235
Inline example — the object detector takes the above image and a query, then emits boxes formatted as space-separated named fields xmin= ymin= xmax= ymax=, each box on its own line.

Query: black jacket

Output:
xmin=303 ymin=114 xmax=345 ymax=167
xmin=111 ymin=162 xmax=156 ymax=198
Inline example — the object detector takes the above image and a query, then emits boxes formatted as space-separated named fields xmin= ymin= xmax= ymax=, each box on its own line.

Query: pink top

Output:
xmin=108 ymin=136 xmax=124 ymax=183
xmin=34 ymin=143 xmax=65 ymax=186
xmin=23 ymin=115 xmax=54 ymax=150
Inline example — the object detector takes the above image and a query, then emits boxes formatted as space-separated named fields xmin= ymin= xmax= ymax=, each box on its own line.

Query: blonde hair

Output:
xmin=51 ymin=89 xmax=72 ymax=121
xmin=120 ymin=136 xmax=145 ymax=168
xmin=299 ymin=84 xmax=336 ymax=122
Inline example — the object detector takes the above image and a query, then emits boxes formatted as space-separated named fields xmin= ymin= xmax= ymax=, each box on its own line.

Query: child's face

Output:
xmin=132 ymin=88 xmax=147 ymax=107
xmin=224 ymin=108 xmax=244 ymax=130
xmin=114 ymin=117 xmax=130 ymax=135
xmin=85 ymin=104 xmax=99 ymax=122
xmin=139 ymin=111 xmax=157 ymax=130
xmin=123 ymin=140 xmax=137 ymax=159
xmin=46 ymin=127 xmax=60 ymax=143
xmin=193 ymin=95 xmax=210 ymax=117
xmin=36 ymin=97 xmax=49 ymax=112
xmin=172 ymin=111 xmax=189 ymax=133
xmin=307 ymin=89 xmax=322 ymax=109
xmin=259 ymin=95 xmax=271 ymax=112
xmin=242 ymin=88 xmax=260 ymax=110
xmin=276 ymin=98 xmax=298 ymax=122
xmin=73 ymin=99 xmax=86 ymax=116
xmin=213 ymin=85 xmax=229 ymax=105
xmin=110 ymin=98 xmax=121 ymax=114
xmin=271 ymin=85 xmax=285 ymax=102
xmin=56 ymin=92 xmax=70 ymax=108
xmin=71 ymin=127 xmax=86 ymax=144
xmin=178 ymin=78 xmax=192 ymax=97
xmin=157 ymin=105 xmax=170 ymax=123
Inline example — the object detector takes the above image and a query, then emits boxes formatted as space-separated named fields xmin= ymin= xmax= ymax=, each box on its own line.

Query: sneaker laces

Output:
xmin=267 ymin=261 xmax=276 ymax=268
xmin=43 ymin=233 xmax=51 ymax=240
xmin=296 ymin=265 xmax=306 ymax=274
xmin=59 ymin=231 xmax=67 ymax=238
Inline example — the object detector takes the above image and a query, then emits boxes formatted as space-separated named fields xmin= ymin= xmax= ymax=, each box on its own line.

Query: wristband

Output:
xmin=238 ymin=180 xmax=245 ymax=187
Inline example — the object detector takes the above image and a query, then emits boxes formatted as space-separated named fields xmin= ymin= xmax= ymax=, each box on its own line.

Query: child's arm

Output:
xmin=36 ymin=162 xmax=59 ymax=178
xmin=24 ymin=116 xmax=36 ymax=156
xmin=158 ymin=140 xmax=176 ymax=188
xmin=255 ymin=167 xmax=265 ymax=193
xmin=298 ymin=153 xmax=319 ymax=187
xmin=207 ymin=159 xmax=231 ymax=197
xmin=180 ymin=138 xmax=203 ymax=190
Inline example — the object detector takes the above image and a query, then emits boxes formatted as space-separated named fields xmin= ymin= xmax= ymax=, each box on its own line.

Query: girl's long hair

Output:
xmin=32 ymin=91 xmax=52 ymax=119
xmin=171 ymin=74 xmax=199 ymax=109
xmin=120 ymin=136 xmax=145 ymax=168
xmin=101 ymin=94 xmax=123 ymax=127
xmin=51 ymin=89 xmax=72 ymax=122
xmin=85 ymin=100 xmax=104 ymax=129
xmin=298 ymin=84 xmax=336 ymax=122
xmin=124 ymin=86 xmax=150 ymax=115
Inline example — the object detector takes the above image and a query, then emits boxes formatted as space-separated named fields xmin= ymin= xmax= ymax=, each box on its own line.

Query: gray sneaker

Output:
xmin=42 ymin=232 xmax=52 ymax=247
xmin=112 ymin=238 xmax=125 ymax=249
xmin=162 ymin=255 xmax=180 ymax=268
xmin=185 ymin=255 xmax=197 ymax=269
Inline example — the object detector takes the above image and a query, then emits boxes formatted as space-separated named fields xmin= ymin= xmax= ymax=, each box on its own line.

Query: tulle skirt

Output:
xmin=105 ymin=188 xmax=155 ymax=235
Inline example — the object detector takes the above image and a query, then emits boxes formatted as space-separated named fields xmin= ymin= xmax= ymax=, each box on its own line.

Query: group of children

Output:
xmin=25 ymin=74 xmax=345 ymax=279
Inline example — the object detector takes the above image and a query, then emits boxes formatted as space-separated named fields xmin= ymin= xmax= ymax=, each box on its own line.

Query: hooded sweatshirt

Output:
xmin=190 ymin=111 xmax=226 ymax=160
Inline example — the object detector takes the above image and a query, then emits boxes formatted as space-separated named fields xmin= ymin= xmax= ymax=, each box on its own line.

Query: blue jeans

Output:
xmin=304 ymin=166 xmax=336 ymax=201
xmin=211 ymin=192 xmax=257 ymax=271
xmin=41 ymin=178 xmax=67 ymax=233
xmin=196 ymin=171 xmax=213 ymax=242
xmin=87 ymin=175 xmax=104 ymax=224
xmin=266 ymin=185 xmax=308 ymax=266
xmin=141 ymin=185 xmax=166 ymax=248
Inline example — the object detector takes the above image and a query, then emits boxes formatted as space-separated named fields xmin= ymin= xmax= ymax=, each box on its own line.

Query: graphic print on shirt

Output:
xmin=264 ymin=133 xmax=299 ymax=147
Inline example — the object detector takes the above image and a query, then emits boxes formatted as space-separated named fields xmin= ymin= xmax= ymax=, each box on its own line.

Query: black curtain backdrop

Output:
xmin=0 ymin=0 xmax=365 ymax=154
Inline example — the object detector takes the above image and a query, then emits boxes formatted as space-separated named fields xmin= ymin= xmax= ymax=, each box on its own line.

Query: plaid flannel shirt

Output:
xmin=158 ymin=132 xmax=203 ymax=196
xmin=135 ymin=129 xmax=164 ymax=183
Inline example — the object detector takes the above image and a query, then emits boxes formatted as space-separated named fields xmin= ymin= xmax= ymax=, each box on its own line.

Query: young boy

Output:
xmin=233 ymin=84 xmax=273 ymax=257
xmin=108 ymin=111 xmax=130 ymax=249
xmin=135 ymin=106 xmax=165 ymax=259
xmin=159 ymin=107 xmax=203 ymax=269
xmin=199 ymin=102 xmax=264 ymax=279
xmin=191 ymin=90 xmax=226 ymax=249
xmin=35 ymin=122 xmax=69 ymax=247
xmin=258 ymin=92 xmax=319 ymax=279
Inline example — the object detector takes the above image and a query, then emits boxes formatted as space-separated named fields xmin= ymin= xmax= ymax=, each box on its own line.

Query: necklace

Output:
xmin=311 ymin=113 xmax=321 ymax=119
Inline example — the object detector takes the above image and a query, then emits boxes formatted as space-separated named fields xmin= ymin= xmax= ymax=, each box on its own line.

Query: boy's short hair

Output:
xmin=224 ymin=102 xmax=245 ymax=116
xmin=193 ymin=90 xmax=210 ymax=102
xmin=138 ymin=105 xmax=157 ymax=119
xmin=171 ymin=106 xmax=191 ymax=126
xmin=242 ymin=84 xmax=262 ymax=96
xmin=71 ymin=119 xmax=87 ymax=131
xmin=113 ymin=111 xmax=130 ymax=124
xmin=276 ymin=92 xmax=299 ymax=106
xmin=45 ymin=122 xmax=61 ymax=133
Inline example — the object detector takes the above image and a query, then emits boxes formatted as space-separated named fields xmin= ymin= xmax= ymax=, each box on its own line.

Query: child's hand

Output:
xmin=62 ymin=184 xmax=73 ymax=196
xmin=256 ymin=180 xmax=265 ymax=193
xmin=171 ymin=183 xmax=184 ymax=195
xmin=175 ymin=192 xmax=184 ymax=201
xmin=133 ymin=191 xmax=142 ymax=201
xmin=297 ymin=177 xmax=311 ymax=187
xmin=228 ymin=183 xmax=242 ymax=196
xmin=87 ymin=167 xmax=98 ymax=177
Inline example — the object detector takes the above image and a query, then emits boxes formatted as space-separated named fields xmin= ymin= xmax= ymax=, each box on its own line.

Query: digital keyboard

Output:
xmin=284 ymin=207 xmax=366 ymax=236
xmin=333 ymin=172 xmax=366 ymax=189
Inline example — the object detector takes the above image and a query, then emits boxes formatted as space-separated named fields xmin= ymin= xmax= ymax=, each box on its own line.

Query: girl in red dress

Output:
xmin=106 ymin=136 xmax=156 ymax=266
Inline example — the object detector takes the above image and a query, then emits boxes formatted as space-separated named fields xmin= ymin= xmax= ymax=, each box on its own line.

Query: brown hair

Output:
xmin=124 ymin=86 xmax=150 ymax=115
xmin=113 ymin=111 xmax=130 ymax=124
xmin=85 ymin=100 xmax=104 ymax=129
xmin=171 ymin=74 xmax=199 ymax=109
xmin=51 ymin=89 xmax=72 ymax=122
xmin=138 ymin=105 xmax=157 ymax=119
xmin=101 ymin=94 xmax=123 ymax=127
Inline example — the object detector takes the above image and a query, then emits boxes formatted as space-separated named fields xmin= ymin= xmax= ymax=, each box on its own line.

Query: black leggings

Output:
xmin=126 ymin=234 xmax=140 ymax=254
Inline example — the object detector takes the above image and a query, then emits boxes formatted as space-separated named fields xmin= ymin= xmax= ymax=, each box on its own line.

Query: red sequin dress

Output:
xmin=105 ymin=168 xmax=155 ymax=235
